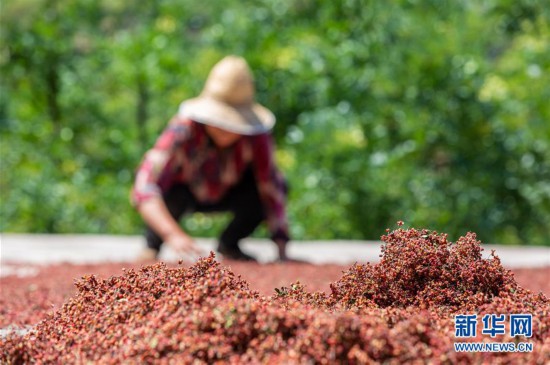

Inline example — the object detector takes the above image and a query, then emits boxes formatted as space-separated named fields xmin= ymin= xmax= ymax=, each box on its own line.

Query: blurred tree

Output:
xmin=1 ymin=0 xmax=548 ymax=245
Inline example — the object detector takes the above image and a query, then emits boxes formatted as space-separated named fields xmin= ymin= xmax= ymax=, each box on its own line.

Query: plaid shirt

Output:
xmin=132 ymin=116 xmax=289 ymax=243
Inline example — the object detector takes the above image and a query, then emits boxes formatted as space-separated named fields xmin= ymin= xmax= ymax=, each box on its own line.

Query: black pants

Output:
xmin=145 ymin=168 xmax=265 ymax=252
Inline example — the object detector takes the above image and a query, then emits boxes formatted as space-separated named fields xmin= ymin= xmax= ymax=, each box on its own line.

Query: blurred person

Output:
xmin=131 ymin=56 xmax=291 ymax=262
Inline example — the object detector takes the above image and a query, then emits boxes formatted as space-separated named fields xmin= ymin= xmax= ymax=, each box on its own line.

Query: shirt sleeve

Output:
xmin=251 ymin=133 xmax=290 ymax=243
xmin=131 ymin=116 xmax=190 ymax=207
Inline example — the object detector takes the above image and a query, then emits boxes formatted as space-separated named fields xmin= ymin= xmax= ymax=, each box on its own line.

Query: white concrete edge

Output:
xmin=1 ymin=233 xmax=549 ymax=268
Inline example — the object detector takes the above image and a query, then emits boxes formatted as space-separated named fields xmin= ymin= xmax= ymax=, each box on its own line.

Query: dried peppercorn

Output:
xmin=1 ymin=228 xmax=548 ymax=364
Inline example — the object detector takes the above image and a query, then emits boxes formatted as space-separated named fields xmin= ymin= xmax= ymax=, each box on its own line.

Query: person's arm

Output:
xmin=251 ymin=133 xmax=291 ymax=260
xmin=137 ymin=197 xmax=201 ymax=256
xmin=131 ymin=117 xmax=202 ymax=257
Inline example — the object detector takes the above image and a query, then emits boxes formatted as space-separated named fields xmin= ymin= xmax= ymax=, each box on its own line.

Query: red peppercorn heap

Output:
xmin=328 ymin=228 xmax=517 ymax=310
xmin=1 ymin=229 xmax=549 ymax=364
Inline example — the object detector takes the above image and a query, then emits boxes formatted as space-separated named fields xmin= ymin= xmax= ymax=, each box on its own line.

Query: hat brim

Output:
xmin=178 ymin=97 xmax=275 ymax=135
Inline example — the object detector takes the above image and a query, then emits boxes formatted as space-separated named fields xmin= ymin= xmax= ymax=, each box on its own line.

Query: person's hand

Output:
xmin=165 ymin=231 xmax=204 ymax=260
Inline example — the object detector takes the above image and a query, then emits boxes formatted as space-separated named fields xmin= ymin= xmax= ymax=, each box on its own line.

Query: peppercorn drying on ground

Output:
xmin=1 ymin=228 xmax=549 ymax=364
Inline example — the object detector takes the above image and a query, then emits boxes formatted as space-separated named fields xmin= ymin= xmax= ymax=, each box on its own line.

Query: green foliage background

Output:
xmin=1 ymin=0 xmax=549 ymax=245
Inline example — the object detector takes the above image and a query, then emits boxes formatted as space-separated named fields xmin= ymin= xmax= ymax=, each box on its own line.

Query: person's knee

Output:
xmin=235 ymin=198 xmax=265 ymax=221
xmin=163 ymin=184 xmax=196 ymax=217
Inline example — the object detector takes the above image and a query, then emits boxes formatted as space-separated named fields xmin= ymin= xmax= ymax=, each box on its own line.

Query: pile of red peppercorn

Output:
xmin=2 ymin=227 xmax=549 ymax=364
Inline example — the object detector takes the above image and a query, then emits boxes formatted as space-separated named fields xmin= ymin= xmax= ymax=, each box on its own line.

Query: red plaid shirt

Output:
xmin=132 ymin=116 xmax=289 ymax=243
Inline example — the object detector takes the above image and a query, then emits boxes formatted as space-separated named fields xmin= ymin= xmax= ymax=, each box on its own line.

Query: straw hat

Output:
xmin=178 ymin=56 xmax=275 ymax=135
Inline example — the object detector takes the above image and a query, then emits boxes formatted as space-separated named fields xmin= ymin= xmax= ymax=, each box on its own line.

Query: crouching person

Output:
xmin=131 ymin=56 xmax=291 ymax=262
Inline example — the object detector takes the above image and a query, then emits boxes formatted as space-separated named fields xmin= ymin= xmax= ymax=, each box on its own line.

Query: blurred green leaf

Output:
xmin=1 ymin=0 xmax=548 ymax=245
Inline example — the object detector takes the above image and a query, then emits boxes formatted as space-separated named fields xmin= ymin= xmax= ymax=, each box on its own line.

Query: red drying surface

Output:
xmin=1 ymin=228 xmax=549 ymax=364
xmin=0 ymin=262 xmax=349 ymax=328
